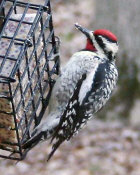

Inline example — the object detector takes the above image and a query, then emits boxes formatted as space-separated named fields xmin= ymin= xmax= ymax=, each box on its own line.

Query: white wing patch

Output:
xmin=78 ymin=63 xmax=99 ymax=105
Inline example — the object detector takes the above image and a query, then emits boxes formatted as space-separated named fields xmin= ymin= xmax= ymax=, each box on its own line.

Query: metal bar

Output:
xmin=0 ymin=16 xmax=33 ymax=25
xmin=0 ymin=110 xmax=14 ymax=115
xmin=24 ymin=50 xmax=38 ymax=125
xmin=0 ymin=2 xmax=30 ymax=74
xmin=0 ymin=0 xmax=17 ymax=40
xmin=16 ymin=29 xmax=54 ymax=135
xmin=9 ymin=83 xmax=23 ymax=157
xmin=0 ymin=0 xmax=4 ymax=32
xmin=32 ymin=34 xmax=44 ymax=125
xmin=40 ymin=15 xmax=50 ymax=103
xmin=0 ymin=95 xmax=11 ymax=99
xmin=20 ymin=51 xmax=59 ymax=137
xmin=17 ymin=69 xmax=30 ymax=139
xmin=0 ymin=154 xmax=22 ymax=160
xmin=11 ymin=9 xmax=49 ymax=101
xmin=10 ymin=4 xmax=43 ymax=78
xmin=12 ymin=15 xmax=51 ymax=99
xmin=47 ymin=0 xmax=60 ymax=76
xmin=0 ymin=0 xmax=5 ymax=14
xmin=0 ymin=75 xmax=16 ymax=82
xmin=1 ymin=140 xmax=19 ymax=146
xmin=0 ymin=55 xmax=19 ymax=61
xmin=8 ymin=0 xmax=49 ymax=10
xmin=37 ymin=60 xmax=59 ymax=125
xmin=0 ymin=146 xmax=20 ymax=153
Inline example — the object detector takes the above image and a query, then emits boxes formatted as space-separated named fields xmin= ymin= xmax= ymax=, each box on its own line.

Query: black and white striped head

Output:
xmin=75 ymin=23 xmax=118 ymax=60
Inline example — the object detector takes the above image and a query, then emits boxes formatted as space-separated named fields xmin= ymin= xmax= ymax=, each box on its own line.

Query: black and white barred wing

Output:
xmin=47 ymin=73 xmax=87 ymax=160
xmin=79 ymin=61 xmax=118 ymax=117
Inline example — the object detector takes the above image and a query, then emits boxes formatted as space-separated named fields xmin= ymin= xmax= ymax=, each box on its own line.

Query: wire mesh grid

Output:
xmin=0 ymin=0 xmax=60 ymax=160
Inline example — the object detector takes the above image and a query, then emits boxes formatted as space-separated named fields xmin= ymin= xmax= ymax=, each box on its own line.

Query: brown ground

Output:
xmin=1 ymin=119 xmax=140 ymax=175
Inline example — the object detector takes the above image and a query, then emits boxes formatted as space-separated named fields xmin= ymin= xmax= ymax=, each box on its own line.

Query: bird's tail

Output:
xmin=22 ymin=114 xmax=61 ymax=150
xmin=47 ymin=138 xmax=64 ymax=161
xmin=22 ymin=127 xmax=45 ymax=149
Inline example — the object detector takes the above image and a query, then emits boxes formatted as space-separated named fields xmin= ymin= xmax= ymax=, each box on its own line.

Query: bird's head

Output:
xmin=75 ymin=23 xmax=118 ymax=60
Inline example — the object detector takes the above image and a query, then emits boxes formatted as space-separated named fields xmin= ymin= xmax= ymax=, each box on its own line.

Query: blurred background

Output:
xmin=0 ymin=0 xmax=140 ymax=175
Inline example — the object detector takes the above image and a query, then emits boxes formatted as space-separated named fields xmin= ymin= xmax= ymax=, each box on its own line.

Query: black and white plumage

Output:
xmin=23 ymin=23 xmax=119 ymax=160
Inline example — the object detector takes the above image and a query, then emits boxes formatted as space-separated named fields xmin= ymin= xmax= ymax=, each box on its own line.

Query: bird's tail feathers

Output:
xmin=47 ymin=138 xmax=64 ymax=161
xmin=22 ymin=115 xmax=60 ymax=150
xmin=22 ymin=132 xmax=43 ymax=149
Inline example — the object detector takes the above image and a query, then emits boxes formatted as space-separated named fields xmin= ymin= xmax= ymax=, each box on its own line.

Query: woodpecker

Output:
xmin=23 ymin=23 xmax=119 ymax=160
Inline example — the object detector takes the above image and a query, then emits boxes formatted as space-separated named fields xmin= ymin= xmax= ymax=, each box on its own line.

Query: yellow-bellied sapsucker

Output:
xmin=23 ymin=23 xmax=119 ymax=160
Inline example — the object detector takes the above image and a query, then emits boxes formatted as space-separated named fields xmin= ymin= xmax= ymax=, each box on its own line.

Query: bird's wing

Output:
xmin=47 ymin=73 xmax=87 ymax=161
xmin=79 ymin=61 xmax=118 ymax=116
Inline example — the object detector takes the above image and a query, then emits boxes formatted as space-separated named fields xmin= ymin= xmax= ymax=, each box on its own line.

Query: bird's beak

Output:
xmin=75 ymin=23 xmax=92 ymax=38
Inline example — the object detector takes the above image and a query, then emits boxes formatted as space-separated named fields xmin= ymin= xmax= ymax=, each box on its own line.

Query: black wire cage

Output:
xmin=0 ymin=0 xmax=60 ymax=160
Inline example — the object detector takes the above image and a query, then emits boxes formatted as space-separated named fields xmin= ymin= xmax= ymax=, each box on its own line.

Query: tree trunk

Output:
xmin=94 ymin=0 xmax=140 ymax=120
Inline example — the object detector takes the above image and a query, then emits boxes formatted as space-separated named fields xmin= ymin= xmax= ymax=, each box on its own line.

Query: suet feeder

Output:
xmin=0 ymin=0 xmax=60 ymax=160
